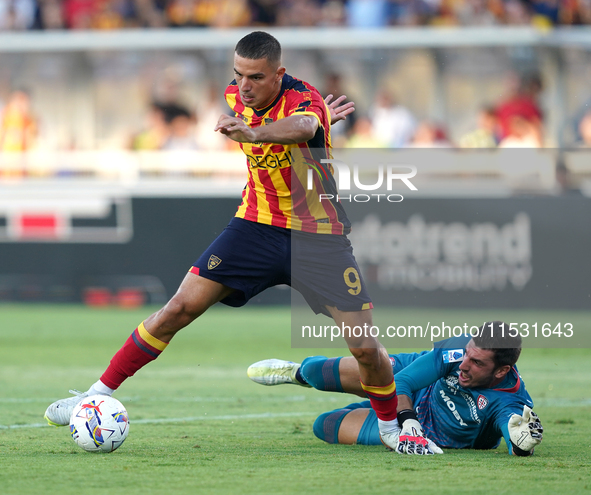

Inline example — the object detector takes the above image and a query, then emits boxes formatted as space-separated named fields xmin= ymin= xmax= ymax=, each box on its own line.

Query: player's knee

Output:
xmin=348 ymin=347 xmax=379 ymax=368
xmin=313 ymin=409 xmax=349 ymax=444
xmin=162 ymin=295 xmax=203 ymax=325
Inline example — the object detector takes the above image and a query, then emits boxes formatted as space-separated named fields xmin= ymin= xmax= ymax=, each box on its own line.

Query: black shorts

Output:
xmin=191 ymin=217 xmax=372 ymax=317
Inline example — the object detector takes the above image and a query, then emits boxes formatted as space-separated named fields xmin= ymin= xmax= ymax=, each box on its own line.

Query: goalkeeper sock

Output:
xmin=99 ymin=321 xmax=168 ymax=390
xmin=313 ymin=408 xmax=350 ymax=444
xmin=294 ymin=366 xmax=307 ymax=386
xmin=361 ymin=378 xmax=398 ymax=422
xmin=87 ymin=380 xmax=115 ymax=397
xmin=300 ymin=356 xmax=344 ymax=392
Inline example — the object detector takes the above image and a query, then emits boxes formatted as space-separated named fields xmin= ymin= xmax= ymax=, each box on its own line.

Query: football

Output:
xmin=69 ymin=395 xmax=129 ymax=453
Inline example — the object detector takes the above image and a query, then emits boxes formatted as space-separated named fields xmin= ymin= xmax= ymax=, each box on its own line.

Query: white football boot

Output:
xmin=247 ymin=359 xmax=310 ymax=387
xmin=44 ymin=390 xmax=91 ymax=427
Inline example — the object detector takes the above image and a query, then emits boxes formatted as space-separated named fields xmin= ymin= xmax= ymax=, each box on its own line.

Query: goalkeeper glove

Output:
xmin=396 ymin=409 xmax=443 ymax=455
xmin=508 ymin=405 xmax=543 ymax=456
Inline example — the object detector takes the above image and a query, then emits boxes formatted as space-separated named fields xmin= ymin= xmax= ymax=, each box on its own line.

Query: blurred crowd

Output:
xmin=1 ymin=0 xmax=591 ymax=30
xmin=5 ymin=72 xmax=591 ymax=154
xmin=123 ymin=72 xmax=555 ymax=153
xmin=330 ymin=72 xmax=591 ymax=152
xmin=128 ymin=83 xmax=229 ymax=152
xmin=0 ymin=89 xmax=37 ymax=152
xmin=2 ymin=71 xmax=589 ymax=193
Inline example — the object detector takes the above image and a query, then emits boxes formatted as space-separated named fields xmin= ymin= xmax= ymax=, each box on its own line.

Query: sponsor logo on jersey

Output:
xmin=389 ymin=356 xmax=396 ymax=368
xmin=461 ymin=391 xmax=481 ymax=424
xmin=208 ymin=255 xmax=222 ymax=270
xmin=439 ymin=390 xmax=468 ymax=426
xmin=264 ymin=118 xmax=273 ymax=125
xmin=443 ymin=349 xmax=464 ymax=363
xmin=477 ymin=395 xmax=489 ymax=410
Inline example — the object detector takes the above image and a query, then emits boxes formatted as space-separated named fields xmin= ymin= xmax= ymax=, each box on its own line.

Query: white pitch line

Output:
xmin=3 ymin=396 xmax=591 ymax=406
xmin=0 ymin=422 xmax=50 ymax=430
xmin=0 ymin=395 xmax=312 ymax=404
xmin=131 ymin=411 xmax=315 ymax=425
xmin=0 ymin=411 xmax=315 ymax=430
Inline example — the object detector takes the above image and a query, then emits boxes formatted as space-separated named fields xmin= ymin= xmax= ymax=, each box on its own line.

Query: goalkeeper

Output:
xmin=248 ymin=321 xmax=543 ymax=456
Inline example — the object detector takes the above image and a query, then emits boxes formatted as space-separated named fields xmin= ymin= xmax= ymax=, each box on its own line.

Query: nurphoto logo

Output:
xmin=307 ymin=159 xmax=418 ymax=203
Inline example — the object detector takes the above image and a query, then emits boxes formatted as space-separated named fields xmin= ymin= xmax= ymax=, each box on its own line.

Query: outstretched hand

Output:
xmin=214 ymin=114 xmax=257 ymax=143
xmin=508 ymin=406 xmax=543 ymax=456
xmin=325 ymin=94 xmax=355 ymax=125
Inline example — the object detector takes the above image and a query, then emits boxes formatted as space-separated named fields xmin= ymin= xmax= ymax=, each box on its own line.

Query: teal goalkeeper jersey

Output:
xmin=393 ymin=335 xmax=534 ymax=450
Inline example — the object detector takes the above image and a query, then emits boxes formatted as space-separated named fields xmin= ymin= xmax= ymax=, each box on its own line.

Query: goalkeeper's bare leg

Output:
xmin=333 ymin=409 xmax=371 ymax=445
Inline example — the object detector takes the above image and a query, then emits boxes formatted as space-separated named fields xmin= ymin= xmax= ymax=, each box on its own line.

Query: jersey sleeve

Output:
xmin=395 ymin=349 xmax=455 ymax=397
xmin=224 ymin=81 xmax=240 ymax=113
xmin=395 ymin=335 xmax=470 ymax=397
xmin=500 ymin=422 xmax=514 ymax=454
xmin=285 ymin=89 xmax=327 ymax=128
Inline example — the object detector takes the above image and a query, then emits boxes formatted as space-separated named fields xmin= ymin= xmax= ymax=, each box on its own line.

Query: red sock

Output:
xmin=100 ymin=322 xmax=168 ymax=391
xmin=361 ymin=379 xmax=398 ymax=422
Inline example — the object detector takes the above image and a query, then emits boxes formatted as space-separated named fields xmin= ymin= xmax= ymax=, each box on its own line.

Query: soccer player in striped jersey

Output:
xmin=45 ymin=31 xmax=401 ymax=450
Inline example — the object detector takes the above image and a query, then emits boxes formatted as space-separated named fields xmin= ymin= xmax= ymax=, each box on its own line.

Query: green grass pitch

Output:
xmin=1 ymin=304 xmax=591 ymax=495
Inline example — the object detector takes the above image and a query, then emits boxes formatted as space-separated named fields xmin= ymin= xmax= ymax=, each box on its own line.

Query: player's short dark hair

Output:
xmin=472 ymin=321 xmax=522 ymax=369
xmin=235 ymin=31 xmax=281 ymax=67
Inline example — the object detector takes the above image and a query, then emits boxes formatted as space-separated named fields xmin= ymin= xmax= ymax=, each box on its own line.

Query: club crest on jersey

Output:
xmin=477 ymin=394 xmax=489 ymax=410
xmin=442 ymin=349 xmax=464 ymax=363
xmin=264 ymin=118 xmax=273 ymax=125
xmin=445 ymin=374 xmax=459 ymax=391
xmin=208 ymin=255 xmax=222 ymax=270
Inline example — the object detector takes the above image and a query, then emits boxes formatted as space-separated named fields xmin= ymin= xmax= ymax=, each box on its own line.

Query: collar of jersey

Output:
xmin=250 ymin=75 xmax=291 ymax=118
xmin=492 ymin=366 xmax=521 ymax=393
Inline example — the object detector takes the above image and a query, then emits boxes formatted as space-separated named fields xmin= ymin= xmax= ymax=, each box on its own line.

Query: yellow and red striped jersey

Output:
xmin=225 ymin=74 xmax=351 ymax=235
